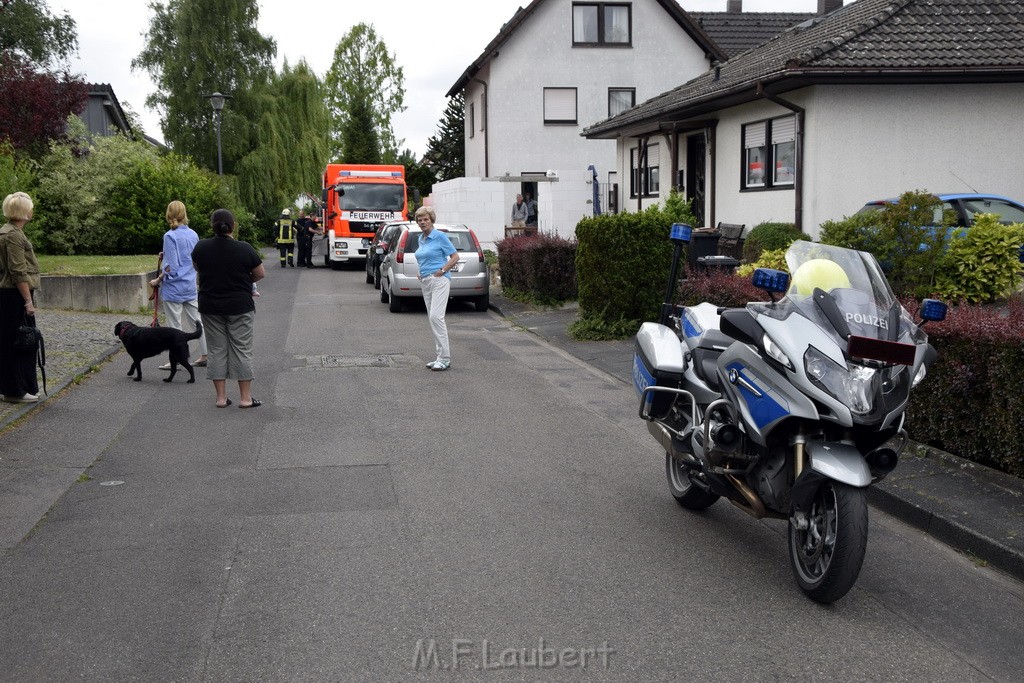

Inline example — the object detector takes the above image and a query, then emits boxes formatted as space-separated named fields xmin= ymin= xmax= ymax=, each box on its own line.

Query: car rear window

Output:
xmin=960 ymin=198 xmax=1024 ymax=225
xmin=406 ymin=231 xmax=472 ymax=252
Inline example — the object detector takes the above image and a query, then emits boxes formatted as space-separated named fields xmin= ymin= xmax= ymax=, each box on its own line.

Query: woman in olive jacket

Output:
xmin=0 ymin=192 xmax=41 ymax=403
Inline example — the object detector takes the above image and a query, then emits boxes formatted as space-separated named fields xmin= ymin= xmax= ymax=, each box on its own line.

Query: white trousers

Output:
xmin=420 ymin=275 xmax=451 ymax=361
xmin=163 ymin=299 xmax=208 ymax=356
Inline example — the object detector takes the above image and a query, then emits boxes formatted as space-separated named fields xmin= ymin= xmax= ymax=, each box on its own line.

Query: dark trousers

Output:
xmin=278 ymin=243 xmax=294 ymax=267
xmin=0 ymin=288 xmax=39 ymax=398
xmin=297 ymin=237 xmax=313 ymax=266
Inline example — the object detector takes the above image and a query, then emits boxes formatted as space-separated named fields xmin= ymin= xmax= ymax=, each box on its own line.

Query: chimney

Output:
xmin=727 ymin=0 xmax=742 ymax=13
xmin=818 ymin=0 xmax=842 ymax=14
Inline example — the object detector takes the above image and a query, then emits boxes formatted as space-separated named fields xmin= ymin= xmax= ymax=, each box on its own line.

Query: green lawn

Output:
xmin=37 ymin=255 xmax=159 ymax=276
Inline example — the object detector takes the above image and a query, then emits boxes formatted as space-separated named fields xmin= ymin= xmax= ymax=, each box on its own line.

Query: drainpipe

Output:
xmin=756 ymin=82 xmax=804 ymax=233
xmin=472 ymin=77 xmax=489 ymax=177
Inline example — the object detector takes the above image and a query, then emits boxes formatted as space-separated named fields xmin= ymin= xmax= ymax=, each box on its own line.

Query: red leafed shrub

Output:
xmin=906 ymin=295 xmax=1024 ymax=476
xmin=675 ymin=267 xmax=765 ymax=308
xmin=496 ymin=233 xmax=577 ymax=304
xmin=0 ymin=57 xmax=88 ymax=158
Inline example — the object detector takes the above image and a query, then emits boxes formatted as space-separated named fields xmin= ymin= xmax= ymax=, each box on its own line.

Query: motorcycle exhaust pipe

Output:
xmin=866 ymin=447 xmax=899 ymax=476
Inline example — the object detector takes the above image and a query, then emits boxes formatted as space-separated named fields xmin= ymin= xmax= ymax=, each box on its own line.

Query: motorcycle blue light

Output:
xmin=670 ymin=223 xmax=692 ymax=244
xmin=920 ymin=299 xmax=948 ymax=322
xmin=753 ymin=268 xmax=790 ymax=294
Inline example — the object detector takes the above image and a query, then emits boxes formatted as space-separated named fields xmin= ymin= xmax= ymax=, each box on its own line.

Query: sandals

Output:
xmin=239 ymin=398 xmax=262 ymax=409
xmin=216 ymin=398 xmax=232 ymax=408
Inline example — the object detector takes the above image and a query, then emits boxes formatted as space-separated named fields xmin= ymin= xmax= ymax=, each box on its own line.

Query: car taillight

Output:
xmin=469 ymin=229 xmax=485 ymax=262
xmin=395 ymin=230 xmax=408 ymax=263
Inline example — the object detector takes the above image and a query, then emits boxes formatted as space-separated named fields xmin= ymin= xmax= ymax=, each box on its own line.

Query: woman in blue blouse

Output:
xmin=149 ymin=201 xmax=207 ymax=367
xmin=414 ymin=206 xmax=459 ymax=371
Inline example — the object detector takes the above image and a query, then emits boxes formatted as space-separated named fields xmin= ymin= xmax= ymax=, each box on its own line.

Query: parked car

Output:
xmin=379 ymin=223 xmax=490 ymax=313
xmin=858 ymin=193 xmax=1024 ymax=226
xmin=365 ymin=221 xmax=404 ymax=289
xmin=856 ymin=193 xmax=1024 ymax=260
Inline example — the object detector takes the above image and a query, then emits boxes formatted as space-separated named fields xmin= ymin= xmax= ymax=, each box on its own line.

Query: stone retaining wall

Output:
xmin=36 ymin=271 xmax=158 ymax=313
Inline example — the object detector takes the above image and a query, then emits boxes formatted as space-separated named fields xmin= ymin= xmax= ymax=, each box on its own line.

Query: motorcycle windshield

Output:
xmin=748 ymin=241 xmax=928 ymax=348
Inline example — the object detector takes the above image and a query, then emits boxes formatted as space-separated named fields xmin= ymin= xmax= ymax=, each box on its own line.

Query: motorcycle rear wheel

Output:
xmin=788 ymin=481 xmax=868 ymax=603
xmin=665 ymin=452 xmax=719 ymax=510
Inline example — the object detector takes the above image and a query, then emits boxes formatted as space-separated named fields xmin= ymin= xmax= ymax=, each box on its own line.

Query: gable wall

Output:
xmin=465 ymin=0 xmax=711 ymax=179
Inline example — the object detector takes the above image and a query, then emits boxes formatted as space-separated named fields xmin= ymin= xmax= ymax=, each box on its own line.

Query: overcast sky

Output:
xmin=49 ymin=0 xmax=839 ymax=157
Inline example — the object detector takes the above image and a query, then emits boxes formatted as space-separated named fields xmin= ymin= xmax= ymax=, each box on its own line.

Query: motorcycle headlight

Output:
xmin=804 ymin=346 xmax=878 ymax=414
xmin=762 ymin=334 xmax=793 ymax=370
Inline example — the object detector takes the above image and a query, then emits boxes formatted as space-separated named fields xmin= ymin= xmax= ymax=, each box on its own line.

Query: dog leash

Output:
xmin=149 ymin=254 xmax=162 ymax=327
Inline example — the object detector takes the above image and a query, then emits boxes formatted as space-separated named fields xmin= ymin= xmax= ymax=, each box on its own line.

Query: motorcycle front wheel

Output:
xmin=788 ymin=481 xmax=868 ymax=603
xmin=665 ymin=452 xmax=719 ymax=510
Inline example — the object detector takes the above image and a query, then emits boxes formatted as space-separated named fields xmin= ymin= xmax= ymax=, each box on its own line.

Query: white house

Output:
xmin=433 ymin=0 xmax=726 ymax=246
xmin=583 ymin=0 xmax=1024 ymax=239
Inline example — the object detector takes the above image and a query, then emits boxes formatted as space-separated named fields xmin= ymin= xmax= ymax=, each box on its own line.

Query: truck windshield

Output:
xmin=338 ymin=183 xmax=404 ymax=211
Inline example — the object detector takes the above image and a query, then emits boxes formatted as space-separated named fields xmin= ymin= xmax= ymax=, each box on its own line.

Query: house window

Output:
xmin=573 ymin=3 xmax=631 ymax=46
xmin=742 ymin=115 xmax=796 ymax=189
xmin=608 ymin=88 xmax=635 ymax=117
xmin=630 ymin=143 xmax=659 ymax=198
xmin=543 ymin=87 xmax=577 ymax=124
xmin=468 ymin=102 xmax=475 ymax=139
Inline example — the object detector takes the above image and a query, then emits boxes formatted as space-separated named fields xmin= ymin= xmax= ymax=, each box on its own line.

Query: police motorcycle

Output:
xmin=633 ymin=224 xmax=947 ymax=603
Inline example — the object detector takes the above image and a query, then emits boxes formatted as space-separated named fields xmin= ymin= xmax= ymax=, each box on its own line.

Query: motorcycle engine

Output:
xmin=755 ymin=451 xmax=790 ymax=511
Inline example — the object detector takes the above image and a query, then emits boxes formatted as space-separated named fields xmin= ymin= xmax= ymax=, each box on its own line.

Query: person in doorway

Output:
xmin=525 ymin=192 xmax=538 ymax=227
xmin=192 ymin=209 xmax=266 ymax=408
xmin=149 ymin=200 xmax=207 ymax=369
xmin=510 ymin=193 xmax=528 ymax=228
xmin=414 ymin=206 xmax=459 ymax=372
xmin=275 ymin=208 xmax=295 ymax=267
xmin=0 ymin=192 xmax=41 ymax=403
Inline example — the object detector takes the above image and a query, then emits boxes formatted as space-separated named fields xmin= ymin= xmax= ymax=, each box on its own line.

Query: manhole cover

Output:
xmin=319 ymin=354 xmax=396 ymax=368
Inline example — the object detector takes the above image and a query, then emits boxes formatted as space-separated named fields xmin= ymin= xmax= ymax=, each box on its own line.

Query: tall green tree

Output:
xmin=236 ymin=59 xmax=331 ymax=235
xmin=0 ymin=0 xmax=78 ymax=68
xmin=324 ymin=23 xmax=405 ymax=161
xmin=424 ymin=92 xmax=465 ymax=182
xmin=132 ymin=0 xmax=276 ymax=174
xmin=0 ymin=0 xmax=87 ymax=159
xmin=341 ymin=96 xmax=381 ymax=165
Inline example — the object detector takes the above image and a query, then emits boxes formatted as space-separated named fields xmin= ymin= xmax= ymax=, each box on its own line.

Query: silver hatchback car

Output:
xmin=378 ymin=222 xmax=490 ymax=312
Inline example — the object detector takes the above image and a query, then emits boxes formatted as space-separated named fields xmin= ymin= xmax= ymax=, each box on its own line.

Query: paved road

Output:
xmin=1 ymin=264 xmax=1022 ymax=681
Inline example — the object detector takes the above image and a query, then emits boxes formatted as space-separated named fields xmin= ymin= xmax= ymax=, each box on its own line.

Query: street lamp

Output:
xmin=205 ymin=92 xmax=231 ymax=175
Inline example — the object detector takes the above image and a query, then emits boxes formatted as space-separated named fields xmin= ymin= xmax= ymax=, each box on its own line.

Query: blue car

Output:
xmin=857 ymin=193 xmax=1024 ymax=261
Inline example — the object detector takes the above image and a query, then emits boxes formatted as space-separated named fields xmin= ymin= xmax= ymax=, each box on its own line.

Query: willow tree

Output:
xmin=132 ymin=0 xmax=276 ymax=174
xmin=324 ymin=23 xmax=405 ymax=162
xmin=236 ymin=59 xmax=331 ymax=228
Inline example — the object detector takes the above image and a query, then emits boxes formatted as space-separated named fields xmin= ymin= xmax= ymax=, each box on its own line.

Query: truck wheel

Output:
xmin=324 ymin=255 xmax=330 ymax=267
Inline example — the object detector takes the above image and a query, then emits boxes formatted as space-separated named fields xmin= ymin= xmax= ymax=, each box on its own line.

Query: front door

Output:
xmin=686 ymin=134 xmax=707 ymax=227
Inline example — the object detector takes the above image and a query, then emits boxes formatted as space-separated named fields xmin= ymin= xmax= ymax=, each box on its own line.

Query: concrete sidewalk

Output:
xmin=489 ymin=291 xmax=1024 ymax=583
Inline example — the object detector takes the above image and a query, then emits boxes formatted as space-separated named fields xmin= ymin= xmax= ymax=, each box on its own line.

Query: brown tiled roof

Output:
xmin=584 ymin=0 xmax=1024 ymax=138
xmin=692 ymin=12 xmax=816 ymax=58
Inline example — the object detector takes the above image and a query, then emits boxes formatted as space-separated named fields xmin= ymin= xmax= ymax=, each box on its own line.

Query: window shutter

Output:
xmin=772 ymin=116 xmax=795 ymax=144
xmin=646 ymin=144 xmax=660 ymax=167
xmin=745 ymin=121 xmax=766 ymax=149
xmin=544 ymin=88 xmax=577 ymax=122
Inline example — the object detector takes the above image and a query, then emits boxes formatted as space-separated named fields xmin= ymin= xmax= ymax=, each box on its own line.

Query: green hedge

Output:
xmin=496 ymin=234 xmax=577 ymax=304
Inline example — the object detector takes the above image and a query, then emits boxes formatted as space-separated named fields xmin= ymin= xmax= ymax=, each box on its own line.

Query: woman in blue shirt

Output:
xmin=149 ymin=201 xmax=207 ymax=367
xmin=414 ymin=206 xmax=459 ymax=371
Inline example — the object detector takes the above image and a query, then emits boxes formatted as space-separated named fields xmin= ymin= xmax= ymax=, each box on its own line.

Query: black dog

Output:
xmin=114 ymin=321 xmax=202 ymax=383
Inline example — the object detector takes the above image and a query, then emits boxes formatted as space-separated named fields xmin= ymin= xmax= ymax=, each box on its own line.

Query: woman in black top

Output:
xmin=191 ymin=209 xmax=265 ymax=408
xmin=0 ymin=192 xmax=41 ymax=403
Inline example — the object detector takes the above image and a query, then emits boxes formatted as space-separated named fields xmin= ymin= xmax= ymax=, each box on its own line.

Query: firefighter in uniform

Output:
xmin=276 ymin=208 xmax=295 ymax=267
xmin=295 ymin=209 xmax=319 ymax=268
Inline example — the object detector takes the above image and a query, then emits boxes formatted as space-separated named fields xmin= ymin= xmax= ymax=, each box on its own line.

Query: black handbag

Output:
xmin=13 ymin=314 xmax=46 ymax=394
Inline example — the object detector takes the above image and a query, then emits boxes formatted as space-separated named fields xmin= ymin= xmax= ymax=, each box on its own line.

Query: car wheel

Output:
xmin=365 ymin=262 xmax=373 ymax=284
xmin=380 ymin=279 xmax=389 ymax=303
xmin=324 ymin=255 xmax=330 ymax=267
xmin=373 ymin=265 xmax=381 ymax=289
xmin=474 ymin=293 xmax=490 ymax=312
xmin=388 ymin=287 xmax=403 ymax=313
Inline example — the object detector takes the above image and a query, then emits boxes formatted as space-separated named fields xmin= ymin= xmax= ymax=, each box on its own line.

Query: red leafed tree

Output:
xmin=0 ymin=57 xmax=88 ymax=158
